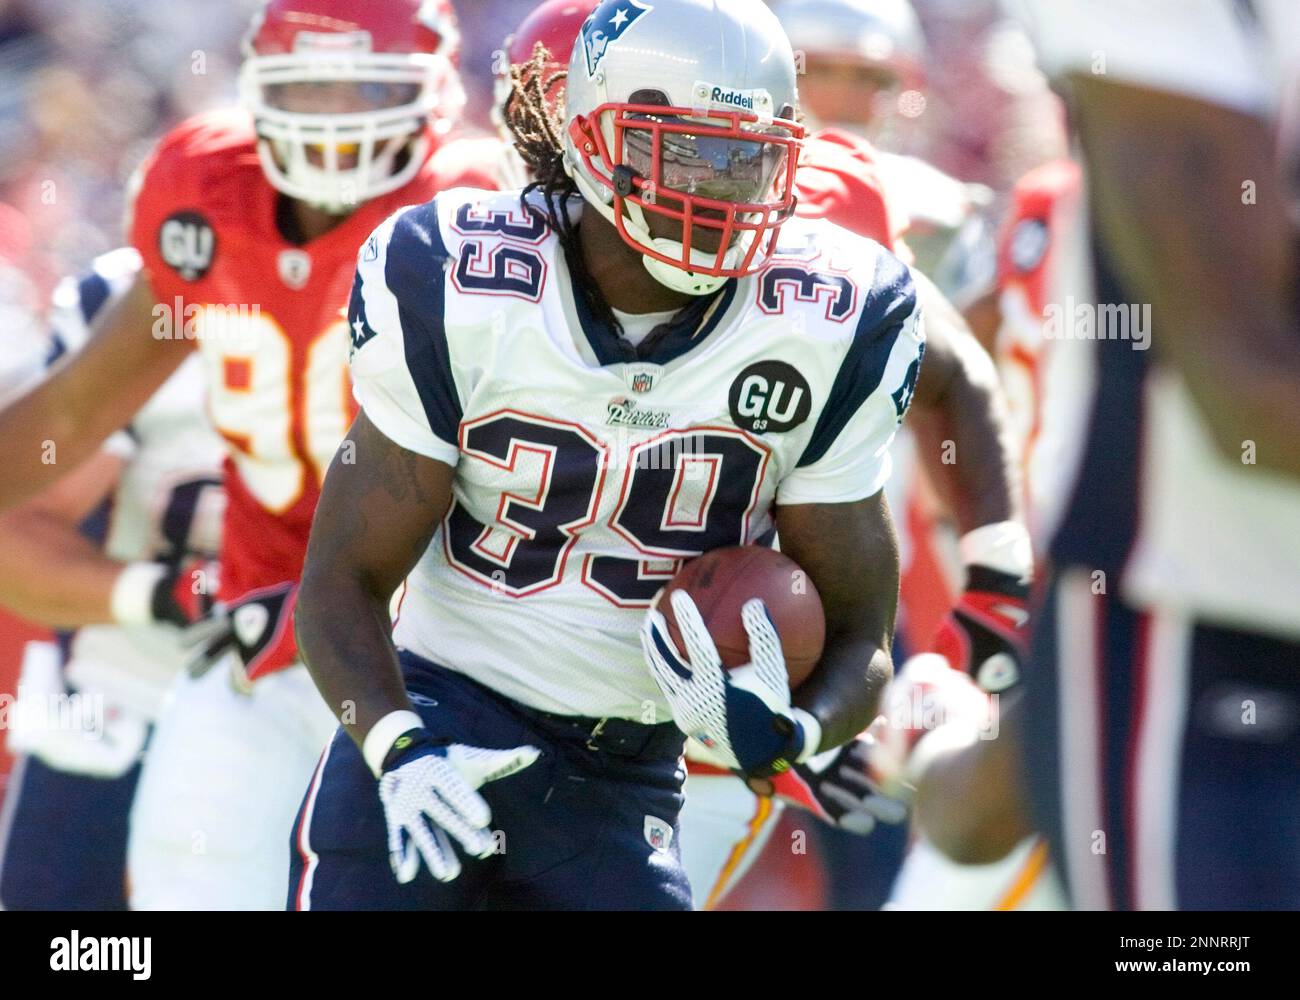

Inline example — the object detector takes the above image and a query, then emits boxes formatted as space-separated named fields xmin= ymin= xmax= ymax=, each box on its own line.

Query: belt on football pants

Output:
xmin=514 ymin=705 xmax=684 ymax=761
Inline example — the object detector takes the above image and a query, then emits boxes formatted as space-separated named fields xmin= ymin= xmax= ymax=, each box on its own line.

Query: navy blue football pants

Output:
xmin=0 ymin=753 xmax=142 ymax=910
xmin=289 ymin=651 xmax=690 ymax=910
xmin=1024 ymin=567 xmax=1300 ymax=910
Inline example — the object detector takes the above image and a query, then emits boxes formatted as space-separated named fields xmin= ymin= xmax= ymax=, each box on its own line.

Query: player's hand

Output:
xmin=5 ymin=641 xmax=147 ymax=779
xmin=932 ymin=565 xmax=1029 ymax=693
xmin=866 ymin=653 xmax=992 ymax=800
xmin=110 ymin=559 xmax=219 ymax=628
xmin=643 ymin=591 xmax=820 ymax=778
xmin=784 ymin=734 xmax=908 ymax=835
xmin=185 ymin=581 xmax=299 ymax=684
xmin=378 ymin=730 xmax=540 ymax=883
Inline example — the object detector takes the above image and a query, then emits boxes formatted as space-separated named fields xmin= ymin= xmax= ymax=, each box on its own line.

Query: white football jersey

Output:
xmin=46 ymin=249 xmax=227 ymax=717
xmin=350 ymin=188 xmax=925 ymax=718
xmin=1017 ymin=0 xmax=1300 ymax=639
xmin=1013 ymin=0 xmax=1300 ymax=116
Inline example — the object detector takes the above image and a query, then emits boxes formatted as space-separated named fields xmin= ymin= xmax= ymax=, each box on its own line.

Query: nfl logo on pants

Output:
xmin=645 ymin=815 xmax=673 ymax=853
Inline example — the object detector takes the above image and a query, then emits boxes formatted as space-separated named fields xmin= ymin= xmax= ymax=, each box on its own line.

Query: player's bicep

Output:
xmin=307 ymin=410 xmax=454 ymax=601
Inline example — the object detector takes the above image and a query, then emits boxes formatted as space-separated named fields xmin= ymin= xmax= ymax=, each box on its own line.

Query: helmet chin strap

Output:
xmin=624 ymin=198 xmax=736 ymax=297
xmin=642 ymin=243 xmax=730 ymax=296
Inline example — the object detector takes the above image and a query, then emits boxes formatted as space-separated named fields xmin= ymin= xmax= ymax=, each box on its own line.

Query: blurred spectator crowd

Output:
xmin=0 ymin=0 xmax=1063 ymax=302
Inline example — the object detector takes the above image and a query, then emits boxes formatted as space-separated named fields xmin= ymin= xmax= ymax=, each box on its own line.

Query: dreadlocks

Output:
xmin=501 ymin=42 xmax=623 ymax=335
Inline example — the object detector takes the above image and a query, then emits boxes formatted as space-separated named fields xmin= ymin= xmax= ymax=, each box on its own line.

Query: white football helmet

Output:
xmin=771 ymin=0 xmax=926 ymax=141
xmin=772 ymin=0 xmax=926 ymax=82
xmin=563 ymin=0 xmax=804 ymax=296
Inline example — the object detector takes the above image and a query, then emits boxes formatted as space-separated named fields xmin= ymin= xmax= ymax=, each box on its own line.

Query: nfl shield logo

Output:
xmin=644 ymin=815 xmax=673 ymax=853
xmin=278 ymin=249 xmax=312 ymax=289
xmin=626 ymin=363 xmax=659 ymax=393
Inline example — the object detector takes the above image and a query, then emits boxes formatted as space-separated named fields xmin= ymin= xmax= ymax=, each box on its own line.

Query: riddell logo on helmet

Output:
xmin=693 ymin=82 xmax=773 ymax=114
xmin=713 ymin=88 xmax=753 ymax=109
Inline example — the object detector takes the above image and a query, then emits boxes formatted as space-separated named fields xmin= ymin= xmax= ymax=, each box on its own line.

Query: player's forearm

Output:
xmin=0 ymin=511 xmax=120 ymax=627
xmin=796 ymin=634 xmax=892 ymax=751
xmin=776 ymin=494 xmax=900 ymax=753
xmin=0 ymin=380 xmax=91 ymax=512
xmin=912 ymin=382 xmax=1019 ymax=533
xmin=295 ymin=572 xmax=413 ymax=746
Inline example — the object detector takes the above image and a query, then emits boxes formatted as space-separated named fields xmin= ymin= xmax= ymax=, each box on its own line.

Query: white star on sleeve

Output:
xmin=611 ymin=8 xmax=629 ymax=28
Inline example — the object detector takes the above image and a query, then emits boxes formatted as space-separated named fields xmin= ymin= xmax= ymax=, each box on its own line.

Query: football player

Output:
xmin=487 ymin=0 xmax=1028 ymax=911
xmin=0 ymin=0 xmax=498 ymax=909
xmin=291 ymin=0 xmax=923 ymax=910
xmin=0 ymin=249 xmax=224 ymax=910
xmin=1009 ymin=0 xmax=1300 ymax=910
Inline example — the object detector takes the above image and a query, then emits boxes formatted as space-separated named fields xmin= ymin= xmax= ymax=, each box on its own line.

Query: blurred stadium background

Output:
xmin=0 ymin=0 xmax=1073 ymax=909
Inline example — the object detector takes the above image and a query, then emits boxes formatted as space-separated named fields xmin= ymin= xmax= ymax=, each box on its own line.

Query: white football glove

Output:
xmin=378 ymin=733 xmax=540 ymax=884
xmin=5 ymin=641 xmax=147 ymax=779
xmin=642 ymin=591 xmax=821 ymax=777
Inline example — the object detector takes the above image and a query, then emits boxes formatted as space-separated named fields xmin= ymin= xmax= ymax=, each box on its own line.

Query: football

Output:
xmin=653 ymin=546 xmax=826 ymax=688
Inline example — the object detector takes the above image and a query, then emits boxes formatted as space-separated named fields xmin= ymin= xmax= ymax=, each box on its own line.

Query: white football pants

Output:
xmin=126 ymin=657 xmax=337 ymax=910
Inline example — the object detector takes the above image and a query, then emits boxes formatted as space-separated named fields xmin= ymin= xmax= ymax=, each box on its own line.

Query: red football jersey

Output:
xmin=129 ymin=108 xmax=499 ymax=662
xmin=994 ymin=158 xmax=1082 ymax=485
xmin=794 ymin=128 xmax=908 ymax=253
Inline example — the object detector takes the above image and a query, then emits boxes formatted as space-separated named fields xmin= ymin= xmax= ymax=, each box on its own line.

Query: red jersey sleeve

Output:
xmin=995 ymin=158 xmax=1082 ymax=313
xmin=126 ymin=110 xmax=255 ymax=305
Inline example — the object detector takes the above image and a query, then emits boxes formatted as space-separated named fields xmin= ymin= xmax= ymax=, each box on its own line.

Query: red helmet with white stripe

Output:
xmin=493 ymin=1 xmax=599 ymax=187
xmin=239 ymin=0 xmax=463 ymax=213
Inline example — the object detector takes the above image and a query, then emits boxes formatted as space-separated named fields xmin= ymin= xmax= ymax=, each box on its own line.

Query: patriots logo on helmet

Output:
xmin=582 ymin=1 xmax=653 ymax=77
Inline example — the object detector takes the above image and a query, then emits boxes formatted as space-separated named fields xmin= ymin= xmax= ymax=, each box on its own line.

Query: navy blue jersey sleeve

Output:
xmin=348 ymin=200 xmax=462 ymax=465
xmin=777 ymin=251 xmax=925 ymax=505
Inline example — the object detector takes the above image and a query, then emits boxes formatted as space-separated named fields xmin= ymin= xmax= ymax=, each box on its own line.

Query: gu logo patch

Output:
xmin=728 ymin=360 xmax=812 ymax=434
xmin=158 ymin=211 xmax=215 ymax=281
xmin=582 ymin=1 xmax=653 ymax=77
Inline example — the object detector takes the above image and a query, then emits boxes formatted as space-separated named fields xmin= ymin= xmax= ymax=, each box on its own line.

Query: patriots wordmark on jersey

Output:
xmin=349 ymin=187 xmax=925 ymax=719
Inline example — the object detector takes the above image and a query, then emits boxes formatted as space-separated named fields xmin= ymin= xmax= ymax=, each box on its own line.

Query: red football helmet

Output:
xmin=239 ymin=0 xmax=463 ymax=212
xmin=493 ymin=0 xmax=599 ymax=187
